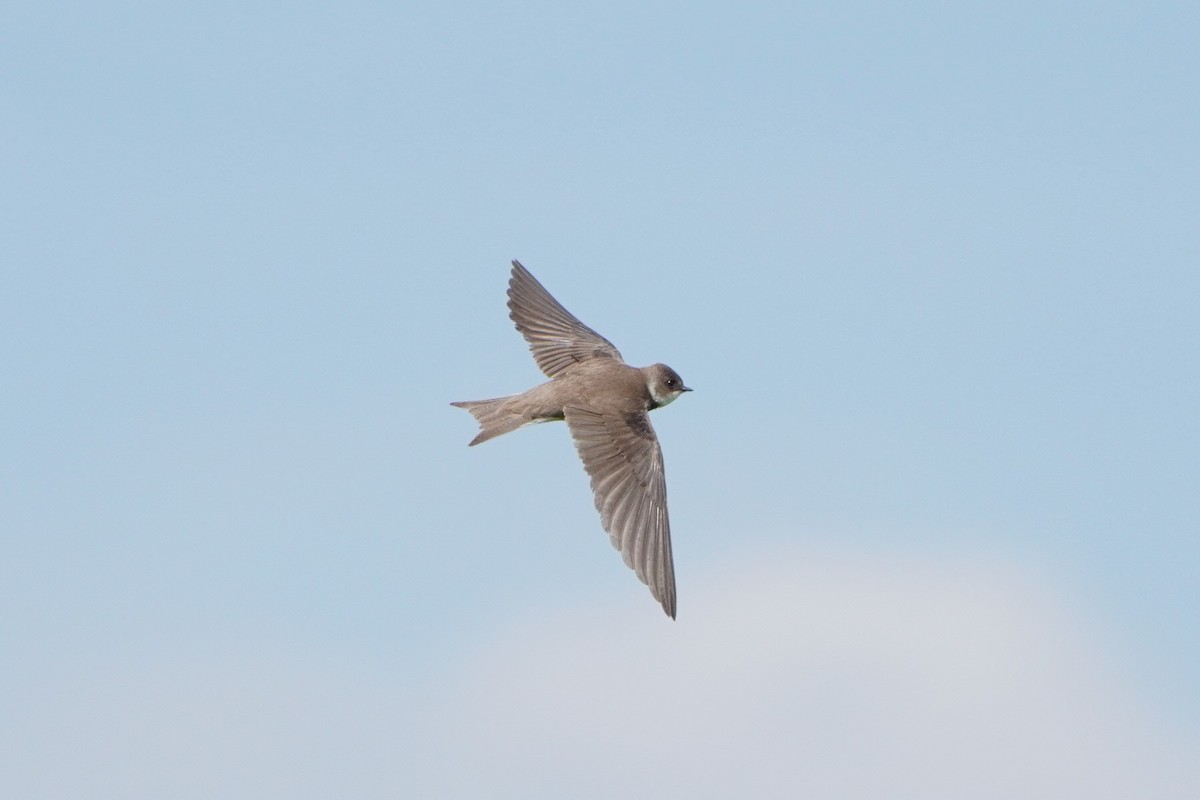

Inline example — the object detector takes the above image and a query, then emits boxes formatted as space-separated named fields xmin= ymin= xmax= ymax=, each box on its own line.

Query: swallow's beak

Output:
xmin=681 ymin=386 xmax=693 ymax=392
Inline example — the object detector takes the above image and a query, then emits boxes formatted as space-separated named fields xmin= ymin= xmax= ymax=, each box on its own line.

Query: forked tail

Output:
xmin=450 ymin=395 xmax=524 ymax=446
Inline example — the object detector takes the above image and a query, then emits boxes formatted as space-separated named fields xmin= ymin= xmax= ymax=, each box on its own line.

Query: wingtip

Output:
xmin=660 ymin=592 xmax=677 ymax=620
xmin=507 ymin=259 xmax=526 ymax=294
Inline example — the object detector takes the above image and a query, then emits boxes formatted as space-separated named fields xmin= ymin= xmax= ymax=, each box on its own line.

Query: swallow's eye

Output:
xmin=665 ymin=378 xmax=676 ymax=387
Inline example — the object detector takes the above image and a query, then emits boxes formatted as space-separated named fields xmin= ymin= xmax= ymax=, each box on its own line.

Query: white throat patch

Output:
xmin=649 ymin=385 xmax=680 ymax=407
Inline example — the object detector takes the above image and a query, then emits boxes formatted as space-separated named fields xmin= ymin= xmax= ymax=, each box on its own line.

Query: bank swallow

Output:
xmin=452 ymin=260 xmax=691 ymax=618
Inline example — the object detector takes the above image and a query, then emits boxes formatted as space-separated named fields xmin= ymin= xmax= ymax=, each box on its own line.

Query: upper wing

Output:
xmin=565 ymin=405 xmax=676 ymax=619
xmin=507 ymin=260 xmax=624 ymax=378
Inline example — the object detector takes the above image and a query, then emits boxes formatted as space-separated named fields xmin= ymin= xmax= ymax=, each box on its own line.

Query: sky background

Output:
xmin=3 ymin=1 xmax=1198 ymax=797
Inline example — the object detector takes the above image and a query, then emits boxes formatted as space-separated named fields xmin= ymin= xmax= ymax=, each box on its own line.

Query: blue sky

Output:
xmin=3 ymin=1 xmax=1198 ymax=797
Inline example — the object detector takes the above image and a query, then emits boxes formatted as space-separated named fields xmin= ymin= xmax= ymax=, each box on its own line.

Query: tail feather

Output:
xmin=450 ymin=396 xmax=524 ymax=446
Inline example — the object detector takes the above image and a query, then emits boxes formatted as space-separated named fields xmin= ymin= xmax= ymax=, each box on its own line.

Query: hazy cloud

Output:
xmin=5 ymin=547 xmax=1195 ymax=799
xmin=430 ymin=547 xmax=1198 ymax=798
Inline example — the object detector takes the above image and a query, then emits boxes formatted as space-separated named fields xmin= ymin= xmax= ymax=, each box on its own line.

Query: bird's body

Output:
xmin=453 ymin=360 xmax=679 ymax=445
xmin=452 ymin=260 xmax=691 ymax=618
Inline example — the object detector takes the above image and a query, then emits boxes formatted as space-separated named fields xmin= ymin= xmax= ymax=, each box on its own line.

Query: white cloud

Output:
xmin=427 ymin=546 xmax=1199 ymax=799
xmin=4 ymin=546 xmax=1196 ymax=799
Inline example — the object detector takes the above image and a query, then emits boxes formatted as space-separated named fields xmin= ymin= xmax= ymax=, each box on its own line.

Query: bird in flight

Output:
xmin=452 ymin=260 xmax=691 ymax=618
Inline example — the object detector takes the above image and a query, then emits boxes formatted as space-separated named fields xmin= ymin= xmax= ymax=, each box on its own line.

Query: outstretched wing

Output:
xmin=565 ymin=405 xmax=676 ymax=619
xmin=507 ymin=260 xmax=623 ymax=378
